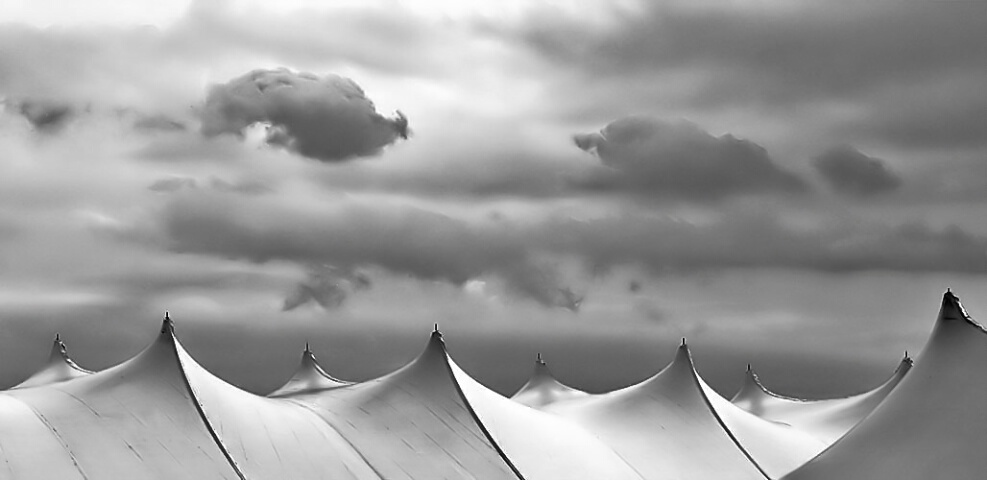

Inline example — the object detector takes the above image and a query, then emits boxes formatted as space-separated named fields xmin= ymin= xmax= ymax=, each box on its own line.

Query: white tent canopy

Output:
xmin=510 ymin=353 xmax=589 ymax=408
xmin=0 ymin=290 xmax=982 ymax=479
xmin=10 ymin=334 xmax=92 ymax=389
xmin=732 ymin=355 xmax=912 ymax=445
xmin=267 ymin=343 xmax=349 ymax=397
xmin=783 ymin=291 xmax=987 ymax=480
xmin=542 ymin=339 xmax=824 ymax=479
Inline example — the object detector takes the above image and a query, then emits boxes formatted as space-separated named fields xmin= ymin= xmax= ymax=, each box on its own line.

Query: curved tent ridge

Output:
xmin=510 ymin=353 xmax=589 ymax=408
xmin=1 ymin=314 xmax=247 ymax=479
xmin=941 ymin=289 xmax=986 ymax=334
xmin=268 ymin=344 xmax=350 ymax=397
xmin=542 ymin=340 xmax=771 ymax=480
xmin=783 ymin=290 xmax=987 ymax=479
xmin=10 ymin=334 xmax=94 ymax=389
xmin=428 ymin=328 xmax=526 ymax=479
xmin=160 ymin=316 xmax=249 ymax=480
xmin=677 ymin=343 xmax=774 ymax=480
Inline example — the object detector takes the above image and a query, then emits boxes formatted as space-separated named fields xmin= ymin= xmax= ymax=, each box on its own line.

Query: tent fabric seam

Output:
xmin=170 ymin=331 xmax=249 ymax=480
xmin=687 ymin=350 xmax=772 ymax=480
xmin=282 ymin=398 xmax=387 ymax=480
xmin=442 ymin=350 xmax=527 ymax=480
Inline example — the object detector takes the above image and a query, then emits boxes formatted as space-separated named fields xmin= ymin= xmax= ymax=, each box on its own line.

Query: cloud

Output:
xmin=13 ymin=99 xmax=77 ymax=133
xmin=813 ymin=146 xmax=901 ymax=197
xmin=516 ymin=2 xmax=985 ymax=103
xmin=149 ymin=176 xmax=198 ymax=193
xmin=572 ymin=116 xmax=807 ymax=201
xmin=148 ymin=176 xmax=272 ymax=195
xmin=200 ymin=68 xmax=409 ymax=162
xmin=145 ymin=193 xmax=579 ymax=311
xmin=499 ymin=262 xmax=583 ymax=312
xmin=132 ymin=113 xmax=187 ymax=133
xmin=539 ymin=212 xmax=987 ymax=276
xmin=282 ymin=265 xmax=371 ymax=311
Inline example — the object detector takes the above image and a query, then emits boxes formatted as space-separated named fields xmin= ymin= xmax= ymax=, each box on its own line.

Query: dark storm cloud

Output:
xmin=572 ymin=116 xmax=807 ymax=201
xmin=14 ymin=99 xmax=76 ymax=132
xmin=813 ymin=146 xmax=901 ymax=197
xmin=116 ymin=193 xmax=987 ymax=318
xmin=149 ymin=193 xmax=578 ymax=310
xmin=282 ymin=265 xmax=371 ymax=311
xmin=200 ymin=69 xmax=409 ymax=162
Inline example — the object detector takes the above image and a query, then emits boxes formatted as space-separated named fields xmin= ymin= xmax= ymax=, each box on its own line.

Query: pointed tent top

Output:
xmin=304 ymin=341 xmax=311 ymax=354
xmin=161 ymin=311 xmax=174 ymax=334
xmin=536 ymin=352 xmax=545 ymax=365
xmin=681 ymin=337 xmax=687 ymax=347
xmin=50 ymin=334 xmax=68 ymax=358
xmin=746 ymin=363 xmax=752 ymax=373
xmin=939 ymin=289 xmax=985 ymax=333
xmin=430 ymin=323 xmax=444 ymax=341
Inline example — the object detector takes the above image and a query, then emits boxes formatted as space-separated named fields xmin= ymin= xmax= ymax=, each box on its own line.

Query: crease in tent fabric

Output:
xmin=283 ymin=399 xmax=387 ymax=480
xmin=17 ymin=400 xmax=92 ymax=480
xmin=167 ymin=326 xmax=249 ymax=480
xmin=687 ymin=349 xmax=772 ymax=480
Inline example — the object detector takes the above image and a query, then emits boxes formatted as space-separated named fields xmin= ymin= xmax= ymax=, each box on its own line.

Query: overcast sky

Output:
xmin=0 ymin=0 xmax=984 ymax=397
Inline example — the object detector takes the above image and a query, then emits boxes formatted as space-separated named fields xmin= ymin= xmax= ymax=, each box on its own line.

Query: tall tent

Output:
xmin=783 ymin=291 xmax=987 ymax=480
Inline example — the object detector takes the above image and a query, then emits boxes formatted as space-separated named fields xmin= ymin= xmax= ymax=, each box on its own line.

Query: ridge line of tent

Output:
xmin=435 ymin=330 xmax=527 ymax=480
xmin=163 ymin=317 xmax=248 ymax=480
xmin=682 ymin=344 xmax=773 ymax=480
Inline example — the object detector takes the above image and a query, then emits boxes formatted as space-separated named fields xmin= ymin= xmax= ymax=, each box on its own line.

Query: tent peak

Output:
xmin=940 ymin=289 xmax=986 ymax=334
xmin=161 ymin=312 xmax=175 ymax=334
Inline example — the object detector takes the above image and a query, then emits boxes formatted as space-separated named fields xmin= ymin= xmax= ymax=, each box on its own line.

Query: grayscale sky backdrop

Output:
xmin=0 ymin=0 xmax=984 ymax=397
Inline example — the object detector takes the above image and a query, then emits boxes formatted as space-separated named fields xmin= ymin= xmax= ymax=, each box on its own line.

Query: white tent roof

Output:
xmin=510 ymin=353 xmax=589 ymax=408
xmin=543 ymin=339 xmax=824 ymax=480
xmin=267 ymin=343 xmax=349 ymax=397
xmin=0 ymin=318 xmax=381 ymax=480
xmin=0 ymin=289 xmax=981 ymax=479
xmin=732 ymin=355 xmax=912 ymax=445
xmin=285 ymin=327 xmax=644 ymax=480
xmin=10 ymin=334 xmax=92 ymax=389
xmin=783 ymin=291 xmax=987 ymax=480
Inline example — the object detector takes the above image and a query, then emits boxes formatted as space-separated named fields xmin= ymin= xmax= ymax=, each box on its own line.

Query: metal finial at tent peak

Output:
xmin=537 ymin=352 xmax=543 ymax=362
xmin=305 ymin=341 xmax=311 ymax=353
xmin=681 ymin=337 xmax=687 ymax=347
xmin=746 ymin=363 xmax=752 ymax=372
xmin=434 ymin=323 xmax=439 ymax=333
xmin=55 ymin=332 xmax=60 ymax=342
xmin=161 ymin=311 xmax=174 ymax=334
xmin=904 ymin=350 xmax=909 ymax=359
